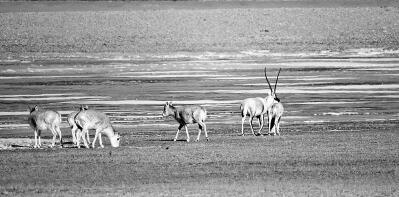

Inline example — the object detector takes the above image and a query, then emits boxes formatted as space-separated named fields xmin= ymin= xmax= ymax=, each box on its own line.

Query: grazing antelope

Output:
xmin=240 ymin=67 xmax=281 ymax=136
xmin=162 ymin=101 xmax=208 ymax=142
xmin=74 ymin=109 xmax=120 ymax=148
xmin=28 ymin=105 xmax=63 ymax=148
xmin=67 ymin=105 xmax=89 ymax=144
xmin=268 ymin=102 xmax=284 ymax=135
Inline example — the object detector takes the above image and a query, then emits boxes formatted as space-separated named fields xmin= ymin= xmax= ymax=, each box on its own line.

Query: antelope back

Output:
xmin=241 ymin=97 xmax=268 ymax=117
xmin=75 ymin=109 xmax=111 ymax=130
xmin=29 ymin=108 xmax=61 ymax=130
xmin=68 ymin=105 xmax=88 ymax=126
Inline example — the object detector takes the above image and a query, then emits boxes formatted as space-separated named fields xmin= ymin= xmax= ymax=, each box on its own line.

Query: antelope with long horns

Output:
xmin=240 ymin=67 xmax=281 ymax=136
xmin=162 ymin=102 xmax=208 ymax=142
xmin=28 ymin=105 xmax=63 ymax=148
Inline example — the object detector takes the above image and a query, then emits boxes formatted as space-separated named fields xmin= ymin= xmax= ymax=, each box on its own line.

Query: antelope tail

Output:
xmin=240 ymin=104 xmax=246 ymax=117
xmin=201 ymin=107 xmax=207 ymax=121
xmin=73 ymin=110 xmax=83 ymax=130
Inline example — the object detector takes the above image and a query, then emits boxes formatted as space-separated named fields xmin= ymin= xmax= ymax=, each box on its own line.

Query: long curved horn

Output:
xmin=274 ymin=68 xmax=281 ymax=94
xmin=264 ymin=67 xmax=273 ymax=94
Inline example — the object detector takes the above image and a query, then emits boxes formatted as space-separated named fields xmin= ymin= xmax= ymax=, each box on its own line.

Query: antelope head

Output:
xmin=264 ymin=67 xmax=281 ymax=103
xmin=79 ymin=105 xmax=89 ymax=111
xmin=162 ymin=101 xmax=174 ymax=117
xmin=110 ymin=131 xmax=120 ymax=148
xmin=28 ymin=105 xmax=39 ymax=114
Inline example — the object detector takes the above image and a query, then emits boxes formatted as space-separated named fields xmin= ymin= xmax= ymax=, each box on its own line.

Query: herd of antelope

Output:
xmin=28 ymin=67 xmax=284 ymax=148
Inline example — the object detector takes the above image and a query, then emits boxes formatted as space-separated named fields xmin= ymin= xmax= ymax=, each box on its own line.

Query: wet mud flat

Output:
xmin=1 ymin=50 xmax=398 ymax=133
xmin=0 ymin=50 xmax=398 ymax=196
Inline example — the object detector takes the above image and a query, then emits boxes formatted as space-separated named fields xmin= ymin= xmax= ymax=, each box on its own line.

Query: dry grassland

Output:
xmin=1 ymin=4 xmax=399 ymax=54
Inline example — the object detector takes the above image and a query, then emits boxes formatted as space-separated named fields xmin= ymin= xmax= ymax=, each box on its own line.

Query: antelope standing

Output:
xmin=67 ymin=105 xmax=89 ymax=144
xmin=268 ymin=102 xmax=284 ymax=135
xmin=74 ymin=109 xmax=120 ymax=148
xmin=162 ymin=102 xmax=208 ymax=142
xmin=28 ymin=105 xmax=63 ymax=148
xmin=240 ymin=67 xmax=281 ymax=136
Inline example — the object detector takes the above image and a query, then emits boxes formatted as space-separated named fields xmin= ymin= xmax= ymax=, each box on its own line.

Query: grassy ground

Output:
xmin=1 ymin=1 xmax=399 ymax=55
xmin=1 ymin=1 xmax=399 ymax=196
xmin=0 ymin=123 xmax=398 ymax=196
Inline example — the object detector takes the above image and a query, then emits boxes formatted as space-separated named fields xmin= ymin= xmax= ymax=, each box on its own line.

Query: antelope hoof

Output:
xmin=186 ymin=139 xmax=190 ymax=142
xmin=173 ymin=138 xmax=177 ymax=142
xmin=206 ymin=138 xmax=209 ymax=141
xmin=255 ymin=133 xmax=262 ymax=136
xmin=195 ymin=139 xmax=199 ymax=142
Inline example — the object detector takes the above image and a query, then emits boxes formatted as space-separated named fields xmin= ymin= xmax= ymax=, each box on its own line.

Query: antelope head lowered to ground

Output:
xmin=74 ymin=109 xmax=120 ymax=148
xmin=67 ymin=105 xmax=89 ymax=145
xmin=240 ymin=67 xmax=281 ymax=136
xmin=162 ymin=101 xmax=208 ymax=142
xmin=28 ymin=105 xmax=63 ymax=148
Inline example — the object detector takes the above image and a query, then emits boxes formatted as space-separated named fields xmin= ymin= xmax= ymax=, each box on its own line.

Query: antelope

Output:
xmin=74 ymin=109 xmax=120 ymax=148
xmin=28 ymin=105 xmax=63 ymax=148
xmin=67 ymin=105 xmax=89 ymax=144
xmin=162 ymin=101 xmax=208 ymax=142
xmin=268 ymin=102 xmax=284 ymax=135
xmin=240 ymin=67 xmax=281 ymax=136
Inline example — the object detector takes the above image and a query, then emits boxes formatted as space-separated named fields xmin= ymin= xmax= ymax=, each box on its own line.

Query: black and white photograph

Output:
xmin=0 ymin=0 xmax=398 ymax=196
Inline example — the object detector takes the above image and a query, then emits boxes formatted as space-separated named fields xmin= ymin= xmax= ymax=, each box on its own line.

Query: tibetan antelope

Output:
xmin=240 ymin=67 xmax=281 ymax=136
xmin=162 ymin=101 xmax=208 ymax=142
xmin=28 ymin=105 xmax=63 ymax=148
xmin=67 ymin=105 xmax=89 ymax=144
xmin=74 ymin=109 xmax=120 ymax=148
xmin=268 ymin=102 xmax=284 ymax=135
